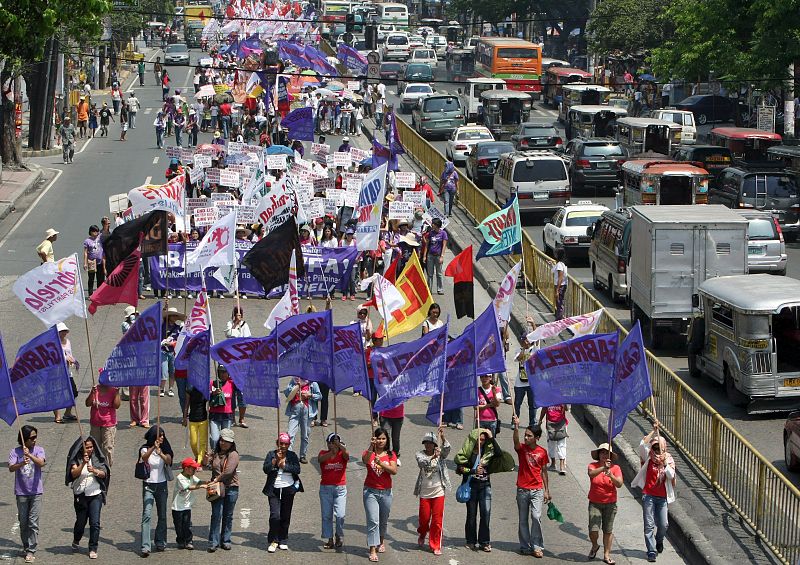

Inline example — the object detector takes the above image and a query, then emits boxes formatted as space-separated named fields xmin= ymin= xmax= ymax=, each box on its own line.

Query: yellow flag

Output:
xmin=380 ymin=252 xmax=433 ymax=338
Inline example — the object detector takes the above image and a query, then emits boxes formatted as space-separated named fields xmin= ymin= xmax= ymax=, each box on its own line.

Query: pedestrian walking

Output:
xmin=161 ymin=307 xmax=184 ymax=397
xmin=119 ymin=103 xmax=129 ymax=141
xmin=552 ymin=247 xmax=568 ymax=320
xmin=153 ymin=57 xmax=163 ymax=85
xmin=587 ymin=443 xmax=624 ymax=564
xmin=66 ymin=435 xmax=109 ymax=560
xmin=55 ymin=322 xmax=79 ymax=423
xmin=318 ymin=432 xmax=348 ymax=550
xmin=161 ymin=71 xmax=170 ymax=102
xmin=137 ymin=60 xmax=145 ymax=86
xmin=632 ymin=423 xmax=676 ymax=562
xmin=514 ymin=317 xmax=538 ymax=427
xmin=83 ymin=224 xmax=105 ymax=294
xmin=154 ymin=111 xmax=166 ymax=149
xmin=439 ymin=158 xmax=458 ymax=217
xmin=415 ymin=428 xmax=450 ymax=555
xmin=205 ymin=428 xmax=240 ymax=552
xmin=263 ymin=432 xmax=304 ymax=552
xmin=183 ymin=383 xmax=209 ymax=464
xmin=76 ymin=96 xmax=89 ymax=138
xmin=174 ymin=108 xmax=185 ymax=147
xmin=511 ymin=417 xmax=550 ymax=557
xmin=283 ymin=377 xmax=321 ymax=464
xmin=209 ymin=366 xmax=235 ymax=449
xmin=9 ymin=425 xmax=46 ymax=563
xmin=422 ymin=218 xmax=448 ymax=295
xmin=88 ymin=103 xmax=98 ymax=138
xmin=171 ymin=457 xmax=206 ymax=550
xmin=362 ymin=428 xmax=398 ymax=562
xmin=224 ymin=306 xmax=251 ymax=428
xmin=538 ymin=404 xmax=569 ymax=475
xmin=138 ymin=426 xmax=173 ymax=557
xmin=99 ymin=102 xmax=113 ymax=137
xmin=85 ymin=383 xmax=120 ymax=467
xmin=58 ymin=117 xmax=76 ymax=164
xmin=110 ymin=83 xmax=122 ymax=115
xmin=127 ymin=90 xmax=140 ymax=129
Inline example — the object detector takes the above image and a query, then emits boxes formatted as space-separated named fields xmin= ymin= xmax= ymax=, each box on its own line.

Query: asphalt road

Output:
xmin=381 ymin=61 xmax=800 ymax=488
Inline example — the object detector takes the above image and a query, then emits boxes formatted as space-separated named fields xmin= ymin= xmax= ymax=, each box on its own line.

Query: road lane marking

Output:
xmin=239 ymin=508 xmax=251 ymax=529
xmin=144 ymin=175 xmax=152 ymax=185
xmin=152 ymin=156 xmax=159 ymax=164
xmin=144 ymin=107 xmax=153 ymax=115
xmin=0 ymin=167 xmax=63 ymax=250
xmin=126 ymin=49 xmax=162 ymax=93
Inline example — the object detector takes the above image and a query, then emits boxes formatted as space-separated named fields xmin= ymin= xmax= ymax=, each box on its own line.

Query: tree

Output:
xmin=587 ymin=0 xmax=671 ymax=56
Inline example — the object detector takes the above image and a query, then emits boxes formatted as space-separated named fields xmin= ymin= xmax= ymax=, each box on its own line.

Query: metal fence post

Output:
xmin=710 ymin=415 xmax=721 ymax=490
xmin=674 ymin=384 xmax=683 ymax=444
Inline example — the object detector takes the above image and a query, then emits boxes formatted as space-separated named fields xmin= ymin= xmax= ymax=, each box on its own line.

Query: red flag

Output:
xmin=362 ymin=255 xmax=399 ymax=309
xmin=445 ymin=246 xmax=474 ymax=319
xmin=88 ymin=250 xmax=141 ymax=315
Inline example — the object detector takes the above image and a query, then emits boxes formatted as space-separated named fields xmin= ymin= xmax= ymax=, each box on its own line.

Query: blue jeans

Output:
xmin=174 ymin=125 xmax=183 ymax=147
xmin=141 ymin=481 xmax=168 ymax=552
xmin=221 ymin=115 xmax=231 ymax=138
xmin=161 ymin=351 xmax=174 ymax=387
xmin=17 ymin=494 xmax=42 ymax=553
xmin=73 ymin=493 xmax=102 ymax=552
xmin=209 ymin=413 xmax=233 ymax=450
xmin=443 ymin=408 xmax=462 ymax=425
xmin=155 ymin=128 xmax=164 ymax=148
xmin=443 ymin=190 xmax=456 ymax=216
xmin=465 ymin=480 xmax=491 ymax=546
xmin=642 ymin=494 xmax=669 ymax=557
xmin=209 ymin=486 xmax=238 ymax=548
xmin=320 ymin=485 xmax=347 ymax=539
xmin=517 ymin=487 xmax=544 ymax=552
xmin=287 ymin=403 xmax=310 ymax=458
xmin=363 ymin=488 xmax=392 ymax=547
xmin=514 ymin=385 xmax=537 ymax=427
xmin=175 ymin=377 xmax=188 ymax=414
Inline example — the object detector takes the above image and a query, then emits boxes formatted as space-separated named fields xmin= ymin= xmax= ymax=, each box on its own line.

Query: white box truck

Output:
xmin=628 ymin=205 xmax=748 ymax=348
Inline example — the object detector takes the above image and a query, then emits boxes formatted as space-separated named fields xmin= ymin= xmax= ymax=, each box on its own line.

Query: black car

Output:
xmin=379 ymin=62 xmax=403 ymax=85
xmin=397 ymin=63 xmax=434 ymax=94
xmin=675 ymin=95 xmax=736 ymax=125
xmin=671 ymin=144 xmax=733 ymax=188
xmin=562 ymin=138 xmax=627 ymax=194
xmin=465 ymin=141 xmax=515 ymax=189
xmin=510 ymin=122 xmax=563 ymax=151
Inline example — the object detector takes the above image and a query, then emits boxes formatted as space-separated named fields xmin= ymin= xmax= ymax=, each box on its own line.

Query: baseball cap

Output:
xmin=181 ymin=457 xmax=202 ymax=469
xmin=219 ymin=428 xmax=235 ymax=443
xmin=421 ymin=431 xmax=438 ymax=446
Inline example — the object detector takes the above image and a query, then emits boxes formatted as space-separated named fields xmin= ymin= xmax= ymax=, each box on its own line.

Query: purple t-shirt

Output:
xmin=426 ymin=229 xmax=448 ymax=256
xmin=8 ymin=446 xmax=45 ymax=496
xmin=83 ymin=237 xmax=103 ymax=261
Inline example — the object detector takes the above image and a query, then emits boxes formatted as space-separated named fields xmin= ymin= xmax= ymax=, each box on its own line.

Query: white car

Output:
xmin=426 ymin=34 xmax=447 ymax=57
xmin=408 ymin=35 xmax=426 ymax=49
xmin=381 ymin=33 xmax=410 ymax=61
xmin=377 ymin=24 xmax=398 ymax=42
xmin=409 ymin=48 xmax=437 ymax=66
xmin=542 ymin=201 xmax=609 ymax=262
xmin=400 ymin=83 xmax=434 ymax=113
xmin=446 ymin=126 xmax=494 ymax=164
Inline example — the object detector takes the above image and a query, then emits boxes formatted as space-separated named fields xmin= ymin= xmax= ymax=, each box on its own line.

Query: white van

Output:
xmin=650 ymin=109 xmax=697 ymax=145
xmin=381 ymin=33 xmax=410 ymax=61
xmin=380 ymin=3 xmax=409 ymax=29
xmin=458 ymin=78 xmax=506 ymax=122
xmin=493 ymin=150 xmax=571 ymax=214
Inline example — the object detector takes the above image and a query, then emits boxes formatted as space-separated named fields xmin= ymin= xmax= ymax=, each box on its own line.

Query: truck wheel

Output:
xmin=688 ymin=352 xmax=701 ymax=378
xmin=592 ymin=265 xmax=602 ymax=290
xmin=609 ymin=275 xmax=622 ymax=302
xmin=724 ymin=366 xmax=749 ymax=407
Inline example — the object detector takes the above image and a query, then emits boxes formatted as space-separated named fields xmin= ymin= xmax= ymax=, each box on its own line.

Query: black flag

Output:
xmin=242 ymin=217 xmax=305 ymax=293
xmin=103 ymin=211 xmax=168 ymax=273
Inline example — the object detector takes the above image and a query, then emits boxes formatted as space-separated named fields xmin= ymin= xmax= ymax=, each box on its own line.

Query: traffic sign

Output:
xmin=367 ymin=51 xmax=380 ymax=64
xmin=757 ymin=105 xmax=776 ymax=132
xmin=368 ymin=63 xmax=380 ymax=80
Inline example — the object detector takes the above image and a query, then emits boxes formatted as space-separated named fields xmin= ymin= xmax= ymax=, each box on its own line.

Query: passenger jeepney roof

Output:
xmin=710 ymin=127 xmax=783 ymax=141
xmin=561 ymin=84 xmax=611 ymax=92
xmin=621 ymin=159 xmax=708 ymax=176
xmin=698 ymin=274 xmax=800 ymax=313
xmin=570 ymin=104 xmax=628 ymax=115
xmin=466 ymin=77 xmax=506 ymax=84
xmin=480 ymin=89 xmax=532 ymax=100
xmin=767 ymin=145 xmax=800 ymax=158
xmin=617 ymin=117 xmax=681 ymax=128
xmin=547 ymin=67 xmax=592 ymax=78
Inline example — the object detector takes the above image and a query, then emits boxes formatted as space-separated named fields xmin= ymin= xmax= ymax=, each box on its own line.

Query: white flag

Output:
xmin=241 ymin=168 xmax=266 ymax=202
xmin=493 ymin=261 xmax=522 ymax=325
xmin=186 ymin=210 xmax=237 ymax=273
xmin=355 ymin=163 xmax=387 ymax=251
xmin=211 ymin=264 xmax=237 ymax=293
xmin=360 ymin=273 xmax=404 ymax=319
xmin=264 ymin=250 xmax=300 ymax=331
xmin=13 ymin=254 xmax=87 ymax=326
xmin=175 ymin=291 xmax=211 ymax=357
xmin=526 ymin=309 xmax=603 ymax=342
xmin=128 ymin=175 xmax=187 ymax=231
xmin=255 ymin=175 xmax=294 ymax=236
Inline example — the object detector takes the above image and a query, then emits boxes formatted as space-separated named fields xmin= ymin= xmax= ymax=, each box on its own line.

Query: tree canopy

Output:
xmin=587 ymin=0 xmax=670 ymax=56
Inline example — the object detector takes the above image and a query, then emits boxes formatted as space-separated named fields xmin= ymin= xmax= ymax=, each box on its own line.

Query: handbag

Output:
xmin=206 ymin=456 xmax=228 ymax=502
xmin=456 ymin=456 xmax=480 ymax=503
xmin=135 ymin=450 xmax=151 ymax=480
xmin=209 ymin=377 xmax=226 ymax=408
xmin=478 ymin=387 xmax=501 ymax=436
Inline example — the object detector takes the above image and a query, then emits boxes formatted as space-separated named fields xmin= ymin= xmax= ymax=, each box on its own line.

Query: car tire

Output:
xmin=724 ymin=366 xmax=749 ymax=407
xmin=786 ymin=433 xmax=800 ymax=471
xmin=697 ymin=113 xmax=708 ymax=125
xmin=592 ymin=265 xmax=602 ymax=290
xmin=688 ymin=352 xmax=701 ymax=378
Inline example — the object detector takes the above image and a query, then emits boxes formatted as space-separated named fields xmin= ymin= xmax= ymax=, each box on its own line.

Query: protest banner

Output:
xmin=266 ymin=154 xmax=287 ymax=170
xmin=333 ymin=152 xmax=351 ymax=168
xmin=211 ymin=192 xmax=236 ymax=203
xmin=311 ymin=143 xmax=330 ymax=155
xmin=219 ymin=169 xmax=240 ymax=188
xmin=426 ymin=324 xmax=477 ymax=424
xmin=128 ymin=176 xmax=186 ymax=230
xmin=323 ymin=198 xmax=340 ymax=215
xmin=277 ymin=310 xmax=334 ymax=386
xmin=108 ymin=193 xmax=128 ymax=214
xmin=99 ymin=302 xmax=163 ymax=387
xmin=205 ymin=167 xmax=221 ymax=183
xmin=402 ymin=190 xmax=426 ymax=207
xmin=423 ymin=206 xmax=450 ymax=229
xmin=394 ymin=171 xmax=416 ymax=188
xmin=227 ymin=141 xmax=244 ymax=154
xmin=188 ymin=165 xmax=205 ymax=185
xmin=344 ymin=191 xmax=359 ymax=208
xmin=333 ymin=323 xmax=369 ymax=394
xmin=355 ymin=163 xmax=388 ymax=250
xmin=349 ymin=147 xmax=369 ymax=163
xmin=193 ymin=207 xmax=219 ymax=227
xmin=185 ymin=198 xmax=208 ymax=215
xmin=344 ymin=177 xmax=362 ymax=191
xmin=267 ymin=245 xmax=359 ymax=297
xmin=194 ymin=154 xmax=212 ymax=168
xmin=347 ymin=80 xmax=360 ymax=92
xmin=609 ymin=322 xmax=651 ymax=438
xmin=327 ymin=188 xmax=345 ymax=206
xmin=527 ymin=309 xmax=604 ymax=342
xmin=13 ymin=254 xmax=86 ymax=326
xmin=307 ymin=198 xmax=324 ymax=219
xmin=388 ymin=200 xmax=415 ymax=220
xmin=166 ymin=146 xmax=181 ymax=158
xmin=237 ymin=205 xmax=256 ymax=224
xmin=313 ymin=177 xmax=335 ymax=193
xmin=180 ymin=148 xmax=194 ymax=163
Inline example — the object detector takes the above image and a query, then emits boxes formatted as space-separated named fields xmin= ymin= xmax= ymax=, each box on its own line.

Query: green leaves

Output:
xmin=587 ymin=0 xmax=670 ymax=56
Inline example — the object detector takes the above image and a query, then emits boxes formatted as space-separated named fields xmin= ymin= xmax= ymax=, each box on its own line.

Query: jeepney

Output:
xmin=621 ymin=159 xmax=709 ymax=206
xmin=613 ymin=117 xmax=682 ymax=157
xmin=688 ymin=274 xmax=800 ymax=413
xmin=479 ymin=90 xmax=532 ymax=139
xmin=565 ymin=104 xmax=628 ymax=140
xmin=558 ymin=84 xmax=611 ymax=123
xmin=710 ymin=127 xmax=782 ymax=163
xmin=542 ymin=66 xmax=592 ymax=107
xmin=767 ymin=143 xmax=800 ymax=173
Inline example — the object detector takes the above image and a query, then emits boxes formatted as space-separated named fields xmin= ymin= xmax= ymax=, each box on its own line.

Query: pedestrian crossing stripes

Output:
xmin=144 ymin=108 xmax=153 ymax=115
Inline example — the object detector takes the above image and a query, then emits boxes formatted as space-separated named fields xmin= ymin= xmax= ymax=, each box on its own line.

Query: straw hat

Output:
xmin=163 ymin=306 xmax=187 ymax=321
xmin=590 ymin=442 xmax=618 ymax=461
xmin=45 ymin=228 xmax=59 ymax=238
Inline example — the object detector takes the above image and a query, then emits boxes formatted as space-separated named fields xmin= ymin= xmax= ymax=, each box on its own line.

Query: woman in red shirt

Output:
xmin=361 ymin=428 xmax=397 ymax=562
xmin=318 ymin=432 xmax=349 ymax=550
xmin=587 ymin=443 xmax=624 ymax=564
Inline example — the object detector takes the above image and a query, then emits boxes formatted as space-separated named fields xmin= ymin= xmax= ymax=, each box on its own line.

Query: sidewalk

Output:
xmin=0 ymin=163 xmax=43 ymax=221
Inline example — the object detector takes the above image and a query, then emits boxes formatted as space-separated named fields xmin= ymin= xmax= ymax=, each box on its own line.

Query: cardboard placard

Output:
xmin=344 ymin=191 xmax=359 ymax=208
xmin=227 ymin=141 xmax=244 ymax=154
xmin=194 ymin=154 xmax=212 ymax=168
xmin=292 ymin=158 xmax=312 ymax=171
xmin=205 ymin=167 xmax=221 ymax=183
xmin=237 ymin=205 xmax=256 ymax=224
xmin=307 ymin=198 xmax=324 ymax=219
xmin=108 ymin=193 xmax=129 ymax=214
xmin=423 ymin=206 xmax=450 ymax=229
xmin=313 ymin=177 xmax=335 ymax=193
xmin=165 ymin=146 xmax=181 ymax=158
xmin=388 ymin=201 xmax=415 ymax=220
xmin=219 ymin=169 xmax=240 ymax=188
xmin=266 ymin=154 xmax=288 ymax=170
xmin=394 ymin=171 xmax=416 ymax=188
xmin=347 ymin=80 xmax=361 ymax=92
xmin=185 ymin=198 xmax=209 ymax=214
xmin=344 ymin=177 xmax=362 ymax=191
xmin=326 ymin=188 xmax=346 ymax=206
xmin=402 ymin=190 xmax=427 ymax=207
xmin=193 ymin=206 xmax=219 ymax=226
xmin=311 ymin=143 xmax=330 ymax=155
xmin=216 ymin=203 xmax=237 ymax=219
xmin=349 ymin=147 xmax=369 ymax=164
xmin=211 ymin=192 xmax=236 ymax=203
xmin=180 ymin=148 xmax=195 ymax=163
xmin=333 ymin=152 xmax=351 ymax=168
xmin=188 ymin=165 xmax=205 ymax=185
xmin=324 ymin=198 xmax=340 ymax=215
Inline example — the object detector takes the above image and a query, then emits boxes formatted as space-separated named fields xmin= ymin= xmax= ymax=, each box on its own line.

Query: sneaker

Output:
xmin=72 ymin=543 xmax=80 ymax=552
xmin=24 ymin=554 xmax=35 ymax=563
xmin=268 ymin=542 xmax=278 ymax=553
xmin=396 ymin=459 xmax=402 ymax=467
xmin=242 ymin=295 xmax=248 ymax=299
xmin=300 ymin=456 xmax=308 ymax=464
xmin=648 ymin=555 xmax=657 ymax=563
xmin=278 ymin=543 xmax=288 ymax=550
xmin=185 ymin=543 xmax=194 ymax=550
xmin=159 ymin=390 xmax=165 ymax=397
xmin=341 ymin=296 xmax=347 ymax=301
xmin=433 ymin=549 xmax=442 ymax=555
xmin=89 ymin=551 xmax=97 ymax=559
xmin=167 ymin=389 xmax=175 ymax=397
xmin=221 ymin=543 xmax=231 ymax=550
xmin=656 ymin=541 xmax=664 ymax=554
xmin=207 ymin=546 xmax=217 ymax=553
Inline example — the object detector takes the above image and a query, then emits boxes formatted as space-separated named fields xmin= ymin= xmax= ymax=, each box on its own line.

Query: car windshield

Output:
xmin=522 ymin=126 xmax=556 ymax=137
xmin=513 ymin=160 xmax=567 ymax=182
xmin=479 ymin=143 xmax=514 ymax=156
xmin=414 ymin=50 xmax=434 ymax=58
xmin=679 ymin=96 xmax=704 ymax=105
xmin=380 ymin=63 xmax=402 ymax=72
xmin=423 ymin=97 xmax=459 ymax=112
xmin=742 ymin=174 xmax=800 ymax=199
xmin=166 ymin=44 xmax=188 ymax=53
xmin=406 ymin=65 xmax=431 ymax=75
xmin=748 ymin=218 xmax=778 ymax=240
xmin=388 ymin=36 xmax=408 ymax=45
xmin=406 ymin=85 xmax=431 ymax=94
xmin=565 ymin=211 xmax=603 ymax=227
xmin=458 ymin=130 xmax=492 ymax=141
xmin=659 ymin=112 xmax=694 ymax=126
xmin=582 ymin=143 xmax=625 ymax=157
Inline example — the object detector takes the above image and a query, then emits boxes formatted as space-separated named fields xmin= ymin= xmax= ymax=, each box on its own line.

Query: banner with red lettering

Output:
xmin=276 ymin=310 xmax=334 ymax=386
xmin=99 ymin=302 xmax=163 ymax=387
xmin=355 ymin=163 xmax=387 ymax=251
xmin=186 ymin=210 xmax=237 ymax=273
xmin=13 ymin=254 xmax=87 ymax=326
xmin=254 ymin=175 xmax=295 ymax=236
xmin=128 ymin=175 xmax=187 ymax=230
xmin=175 ymin=291 xmax=211 ymax=359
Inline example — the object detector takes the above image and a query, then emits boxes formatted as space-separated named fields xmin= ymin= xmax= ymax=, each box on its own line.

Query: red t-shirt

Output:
xmin=363 ymin=451 xmax=396 ymax=490
xmin=319 ymin=450 xmax=348 ymax=486
xmin=515 ymin=444 xmax=549 ymax=490
xmin=379 ymin=404 xmax=404 ymax=419
xmin=588 ymin=462 xmax=622 ymax=504
xmin=643 ymin=460 xmax=668 ymax=498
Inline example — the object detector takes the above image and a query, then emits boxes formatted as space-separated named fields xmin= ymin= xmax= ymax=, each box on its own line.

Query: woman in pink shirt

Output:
xmin=85 ymin=384 xmax=121 ymax=467
xmin=475 ymin=374 xmax=502 ymax=437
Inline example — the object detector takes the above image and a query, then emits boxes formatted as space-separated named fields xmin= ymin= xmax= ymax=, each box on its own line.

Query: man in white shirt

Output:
xmin=127 ymin=91 xmax=140 ymax=128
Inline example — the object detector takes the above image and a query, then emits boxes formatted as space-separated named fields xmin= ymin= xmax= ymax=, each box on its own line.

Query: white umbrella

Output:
xmin=195 ymin=84 xmax=216 ymax=99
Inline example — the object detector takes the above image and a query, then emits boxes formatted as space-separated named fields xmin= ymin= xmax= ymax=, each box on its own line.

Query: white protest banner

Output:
xmin=186 ymin=198 xmax=208 ymax=214
xmin=333 ymin=151 xmax=351 ymax=168
xmin=402 ymin=190 xmax=426 ymax=207
xmin=211 ymin=192 xmax=236 ymax=203
xmin=344 ymin=191 xmax=359 ymax=207
xmin=219 ymin=169 xmax=240 ymax=188
xmin=206 ymin=167 xmax=221 ymax=183
xmin=388 ymin=200 xmax=415 ymax=220
xmin=307 ymin=198 xmax=325 ymax=220
xmin=180 ymin=148 xmax=195 ymax=163
xmin=347 ymin=80 xmax=360 ymax=92
xmin=327 ymin=188 xmax=345 ymax=206
xmin=311 ymin=143 xmax=330 ymax=155
xmin=128 ymin=175 xmax=186 ymax=230
xmin=526 ymin=309 xmax=604 ymax=342
xmin=355 ymin=163 xmax=388 ymax=250
xmin=266 ymin=154 xmax=287 ymax=170
xmin=188 ymin=165 xmax=205 ymax=185
xmin=216 ymin=203 xmax=237 ymax=219
xmin=313 ymin=177 xmax=335 ymax=193
xmin=194 ymin=154 xmax=212 ymax=168
xmin=394 ymin=171 xmax=416 ymax=188
xmin=108 ymin=193 xmax=128 ymax=214
xmin=237 ymin=205 xmax=256 ymax=224
xmin=295 ymin=189 xmax=312 ymax=207
xmin=326 ymin=154 xmax=335 ymax=167
xmin=324 ymin=198 xmax=340 ymax=215
xmin=13 ymin=254 xmax=87 ymax=326
xmin=165 ymin=146 xmax=181 ymax=158
xmin=194 ymin=207 xmax=219 ymax=227
xmin=292 ymin=158 xmax=312 ymax=171
xmin=349 ymin=147 xmax=369 ymax=164
xmin=227 ymin=141 xmax=244 ymax=154
xmin=423 ymin=206 xmax=450 ymax=229
xmin=344 ymin=177 xmax=361 ymax=191
xmin=254 ymin=176 xmax=294 ymax=234
xmin=186 ymin=211 xmax=237 ymax=273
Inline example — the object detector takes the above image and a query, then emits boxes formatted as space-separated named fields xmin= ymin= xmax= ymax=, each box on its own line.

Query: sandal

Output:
xmin=589 ymin=545 xmax=600 ymax=559
xmin=369 ymin=554 xmax=379 ymax=562
xmin=239 ymin=422 xmax=249 ymax=429
xmin=321 ymin=421 xmax=329 ymax=427
xmin=377 ymin=544 xmax=386 ymax=553
xmin=482 ymin=544 xmax=492 ymax=552
xmin=456 ymin=424 xmax=464 ymax=430
xmin=54 ymin=419 xmax=64 ymax=424
xmin=602 ymin=559 xmax=616 ymax=565
xmin=533 ymin=549 xmax=544 ymax=558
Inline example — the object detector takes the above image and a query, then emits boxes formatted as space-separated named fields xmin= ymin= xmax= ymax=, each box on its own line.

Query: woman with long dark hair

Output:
xmin=205 ymin=428 xmax=240 ymax=552
xmin=10 ymin=425 xmax=46 ymax=563
xmin=362 ymin=427 xmax=398 ymax=562
xmin=139 ymin=426 xmax=173 ymax=556
xmin=65 ymin=436 xmax=110 ymax=560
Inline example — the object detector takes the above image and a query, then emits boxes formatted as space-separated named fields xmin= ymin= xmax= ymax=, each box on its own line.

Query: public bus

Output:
xmin=379 ymin=3 xmax=409 ymax=29
xmin=321 ymin=0 xmax=351 ymax=23
xmin=473 ymin=37 xmax=543 ymax=96
xmin=542 ymin=66 xmax=592 ymax=107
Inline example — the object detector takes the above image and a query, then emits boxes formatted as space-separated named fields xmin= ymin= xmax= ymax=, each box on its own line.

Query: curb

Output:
xmin=22 ymin=148 xmax=61 ymax=158
xmin=0 ymin=164 xmax=44 ymax=222
xmin=365 ymin=118 xmax=732 ymax=565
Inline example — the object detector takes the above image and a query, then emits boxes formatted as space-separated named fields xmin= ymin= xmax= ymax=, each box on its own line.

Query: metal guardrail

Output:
xmin=395 ymin=116 xmax=800 ymax=565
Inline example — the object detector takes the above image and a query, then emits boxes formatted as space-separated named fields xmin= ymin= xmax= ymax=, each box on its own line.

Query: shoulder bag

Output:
xmin=134 ymin=448 xmax=150 ymax=480
xmin=456 ymin=456 xmax=480 ymax=503
xmin=206 ymin=456 xmax=227 ymax=502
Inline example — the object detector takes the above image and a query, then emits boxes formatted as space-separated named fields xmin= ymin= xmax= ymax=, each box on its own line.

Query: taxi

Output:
xmin=445 ymin=125 xmax=494 ymax=164
xmin=542 ymin=200 xmax=609 ymax=262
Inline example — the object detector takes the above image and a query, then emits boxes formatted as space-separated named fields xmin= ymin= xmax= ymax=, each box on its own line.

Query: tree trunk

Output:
xmin=0 ymin=68 xmax=23 ymax=167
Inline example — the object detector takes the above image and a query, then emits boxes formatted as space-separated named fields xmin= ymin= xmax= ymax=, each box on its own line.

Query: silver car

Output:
xmin=164 ymin=43 xmax=190 ymax=65
xmin=737 ymin=210 xmax=788 ymax=275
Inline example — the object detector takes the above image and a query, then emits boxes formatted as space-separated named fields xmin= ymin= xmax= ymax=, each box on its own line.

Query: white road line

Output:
xmin=152 ymin=156 xmax=159 ymax=164
xmin=144 ymin=107 xmax=153 ymax=115
xmin=0 ymin=167 xmax=64 ymax=250
xmin=239 ymin=508 xmax=251 ymax=529
xmin=77 ymin=135 xmax=94 ymax=154
xmin=126 ymin=50 xmax=162 ymax=93
xmin=144 ymin=175 xmax=152 ymax=185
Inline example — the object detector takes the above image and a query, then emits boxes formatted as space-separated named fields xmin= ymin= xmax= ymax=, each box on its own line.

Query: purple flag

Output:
xmin=242 ymin=331 xmax=280 ymax=407
xmin=333 ymin=323 xmax=368 ymax=394
xmin=609 ymin=323 xmax=652 ymax=438
xmin=0 ymin=334 xmax=13 ymax=425
xmin=210 ymin=336 xmax=269 ymax=384
xmin=371 ymin=323 xmax=448 ymax=412
xmin=175 ymin=329 xmax=211 ymax=400
xmin=99 ymin=302 xmax=162 ymax=387
xmin=282 ymin=107 xmax=315 ymax=142
xmin=427 ymin=324 xmax=478 ymax=424
xmin=472 ymin=304 xmax=506 ymax=375
xmin=527 ymin=332 xmax=618 ymax=408
xmin=0 ymin=327 xmax=74 ymax=425
xmin=372 ymin=138 xmax=399 ymax=171
xmin=277 ymin=310 xmax=334 ymax=386
xmin=387 ymin=111 xmax=405 ymax=156
xmin=337 ymin=44 xmax=368 ymax=74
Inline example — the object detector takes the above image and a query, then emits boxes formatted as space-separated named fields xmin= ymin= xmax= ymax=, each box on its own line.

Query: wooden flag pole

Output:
xmin=74 ymin=265 xmax=98 ymax=391
xmin=333 ymin=393 xmax=338 ymax=435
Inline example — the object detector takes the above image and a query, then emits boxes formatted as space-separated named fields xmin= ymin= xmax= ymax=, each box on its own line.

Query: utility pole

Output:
xmin=785 ymin=63 xmax=795 ymax=139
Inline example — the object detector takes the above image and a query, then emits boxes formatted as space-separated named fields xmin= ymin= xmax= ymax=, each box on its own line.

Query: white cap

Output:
xmin=56 ymin=322 xmax=69 ymax=332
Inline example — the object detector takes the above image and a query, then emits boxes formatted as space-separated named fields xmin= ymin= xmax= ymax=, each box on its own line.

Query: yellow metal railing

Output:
xmin=396 ymin=117 xmax=800 ymax=565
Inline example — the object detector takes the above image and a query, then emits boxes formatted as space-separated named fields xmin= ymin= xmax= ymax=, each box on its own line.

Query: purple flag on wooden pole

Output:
xmin=277 ymin=310 xmax=334 ymax=386
xmin=427 ymin=323 xmax=478 ymax=424
xmin=175 ymin=329 xmax=211 ymax=400
xmin=608 ymin=323 xmax=652 ymax=438
xmin=99 ymin=302 xmax=163 ymax=387
xmin=333 ymin=323 xmax=369 ymax=394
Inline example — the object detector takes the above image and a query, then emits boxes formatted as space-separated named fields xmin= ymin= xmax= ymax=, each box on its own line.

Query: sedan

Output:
xmin=511 ymin=122 xmax=563 ymax=151
xmin=446 ymin=126 xmax=494 ymax=164
xmin=466 ymin=141 xmax=515 ymax=189
xmin=400 ymin=83 xmax=434 ymax=113
xmin=379 ymin=62 xmax=404 ymax=85
xmin=736 ymin=210 xmax=788 ymax=275
xmin=785 ymin=410 xmax=800 ymax=472
xmin=543 ymin=202 xmax=609 ymax=262
xmin=164 ymin=43 xmax=190 ymax=65
xmin=675 ymin=95 xmax=736 ymax=125
xmin=397 ymin=63 xmax=434 ymax=95
xmin=409 ymin=35 xmax=426 ymax=49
